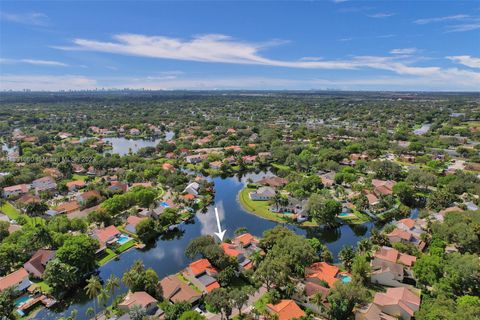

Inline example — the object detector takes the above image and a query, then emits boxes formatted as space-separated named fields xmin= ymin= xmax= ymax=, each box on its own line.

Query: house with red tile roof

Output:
xmin=23 ymin=249 xmax=55 ymax=279
xmin=305 ymin=262 xmax=352 ymax=288
xmin=16 ymin=194 xmax=40 ymax=206
xmin=266 ymin=299 xmax=306 ymax=320
xmin=371 ymin=287 xmax=421 ymax=320
xmin=125 ymin=215 xmax=147 ymax=234
xmin=108 ymin=181 xmax=128 ymax=193
xmin=256 ymin=176 xmax=288 ymax=188
xmin=66 ymin=180 xmax=86 ymax=192
xmin=3 ymin=183 xmax=30 ymax=198
xmin=162 ymin=163 xmax=175 ymax=171
xmin=220 ymin=243 xmax=253 ymax=271
xmin=118 ymin=291 xmax=158 ymax=314
xmin=0 ymin=268 xmax=30 ymax=292
xmin=55 ymin=200 xmax=80 ymax=214
xmin=77 ymin=190 xmax=102 ymax=206
xmin=371 ymin=179 xmax=396 ymax=197
xmin=183 ymin=259 xmax=220 ymax=293
xmin=92 ymin=225 xmax=121 ymax=250
xmin=355 ymin=302 xmax=397 ymax=320
xmin=372 ymin=246 xmax=416 ymax=269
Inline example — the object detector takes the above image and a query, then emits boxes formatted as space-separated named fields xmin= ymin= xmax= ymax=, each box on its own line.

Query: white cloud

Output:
xmin=390 ymin=48 xmax=417 ymax=55
xmin=55 ymin=33 xmax=457 ymax=78
xmin=414 ymin=14 xmax=469 ymax=25
xmin=0 ymin=58 xmax=68 ymax=67
xmin=447 ymin=55 xmax=480 ymax=68
xmin=0 ymin=12 xmax=49 ymax=26
xmin=445 ymin=22 xmax=480 ymax=33
xmin=368 ymin=12 xmax=395 ymax=18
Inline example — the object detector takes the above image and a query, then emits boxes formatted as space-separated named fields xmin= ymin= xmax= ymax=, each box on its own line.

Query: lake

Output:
xmin=35 ymin=170 xmax=380 ymax=319
xmin=81 ymin=131 xmax=174 ymax=156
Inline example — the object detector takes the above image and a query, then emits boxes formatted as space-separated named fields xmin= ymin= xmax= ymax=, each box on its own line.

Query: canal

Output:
xmin=35 ymin=169 xmax=377 ymax=319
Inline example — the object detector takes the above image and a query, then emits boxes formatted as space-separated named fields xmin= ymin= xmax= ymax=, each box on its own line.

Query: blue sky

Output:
xmin=1 ymin=1 xmax=479 ymax=91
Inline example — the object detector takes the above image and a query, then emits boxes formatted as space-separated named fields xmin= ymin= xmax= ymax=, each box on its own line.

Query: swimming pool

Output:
xmin=15 ymin=296 xmax=32 ymax=307
xmin=339 ymin=212 xmax=350 ymax=217
xmin=160 ymin=202 xmax=170 ymax=208
xmin=117 ymin=234 xmax=132 ymax=245
xmin=339 ymin=274 xmax=352 ymax=283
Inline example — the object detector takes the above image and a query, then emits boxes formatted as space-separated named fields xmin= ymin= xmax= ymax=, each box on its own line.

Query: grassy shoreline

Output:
xmin=237 ymin=187 xmax=317 ymax=227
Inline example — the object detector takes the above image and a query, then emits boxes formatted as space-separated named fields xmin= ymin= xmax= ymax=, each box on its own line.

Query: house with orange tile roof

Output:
xmin=370 ymin=287 xmax=421 ymax=320
xmin=220 ymin=243 xmax=253 ymax=271
xmin=55 ymin=200 xmax=80 ymax=214
xmin=305 ymin=262 xmax=352 ymax=288
xmin=162 ymin=163 xmax=175 ymax=171
xmin=118 ymin=291 xmax=158 ymax=314
xmin=66 ymin=180 xmax=86 ymax=192
xmin=125 ymin=215 xmax=147 ymax=234
xmin=3 ymin=183 xmax=30 ymax=198
xmin=183 ymin=259 xmax=220 ymax=293
xmin=0 ymin=268 xmax=31 ymax=292
xmin=266 ymin=299 xmax=306 ymax=320
xmin=76 ymin=190 xmax=102 ymax=206
xmin=92 ymin=225 xmax=121 ymax=251
xmin=209 ymin=161 xmax=223 ymax=170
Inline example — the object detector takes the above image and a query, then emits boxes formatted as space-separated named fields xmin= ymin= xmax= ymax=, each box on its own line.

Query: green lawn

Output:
xmin=1 ymin=202 xmax=46 ymax=226
xmin=31 ymin=279 xmax=52 ymax=294
xmin=97 ymin=248 xmax=117 ymax=266
xmin=115 ymin=239 xmax=136 ymax=253
xmin=238 ymin=188 xmax=316 ymax=226
xmin=1 ymin=201 xmax=21 ymax=219
xmin=71 ymin=174 xmax=88 ymax=181
xmin=271 ymin=163 xmax=291 ymax=171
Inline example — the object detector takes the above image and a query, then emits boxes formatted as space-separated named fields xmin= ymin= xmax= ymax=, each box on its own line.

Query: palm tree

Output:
xmin=105 ymin=274 xmax=120 ymax=298
xmin=86 ymin=307 xmax=94 ymax=319
xmin=85 ymin=276 xmax=102 ymax=319
xmin=97 ymin=288 xmax=110 ymax=316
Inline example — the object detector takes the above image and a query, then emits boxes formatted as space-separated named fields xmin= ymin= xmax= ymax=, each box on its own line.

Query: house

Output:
xmin=32 ymin=176 xmax=57 ymax=192
xmin=372 ymin=247 xmax=416 ymax=269
xmin=242 ymin=155 xmax=257 ymax=164
xmin=72 ymin=164 xmax=86 ymax=174
xmin=183 ymin=259 xmax=220 ymax=293
xmin=185 ymin=154 xmax=208 ymax=164
xmin=55 ymin=201 xmax=80 ymax=214
xmin=0 ymin=268 xmax=30 ymax=292
xmin=23 ymin=249 xmax=55 ymax=279
xmin=386 ymin=228 xmax=425 ymax=251
xmin=233 ymin=233 xmax=259 ymax=250
xmin=92 ymin=225 xmax=121 ymax=250
xmin=256 ymin=176 xmax=288 ymax=188
xmin=224 ymin=145 xmax=241 ymax=153
xmin=209 ymin=161 xmax=223 ymax=170
xmin=159 ymin=275 xmax=202 ymax=304
xmin=3 ymin=184 xmax=30 ymax=198
xmin=365 ymin=192 xmax=380 ymax=207
xmin=125 ymin=215 xmax=147 ymax=234
xmin=108 ymin=181 xmax=128 ymax=193
xmin=266 ymin=299 xmax=306 ymax=320
xmin=118 ymin=291 xmax=158 ymax=314
xmin=319 ymin=171 xmax=335 ymax=187
xmin=305 ymin=262 xmax=352 ymax=288
xmin=130 ymin=182 xmax=153 ymax=189
xmin=396 ymin=218 xmax=425 ymax=238
xmin=371 ymin=287 xmax=421 ymax=320
xmin=249 ymin=186 xmax=276 ymax=201
xmin=220 ymin=243 xmax=253 ymax=270
xmin=16 ymin=194 xmax=40 ymax=206
xmin=372 ymin=179 xmax=396 ymax=197
xmin=371 ymin=262 xmax=407 ymax=288
xmin=129 ymin=128 xmax=141 ymax=135
xmin=43 ymin=168 xmax=63 ymax=179
xmin=399 ymin=155 xmax=415 ymax=163
xmin=66 ymin=180 xmax=86 ymax=192
xmin=356 ymin=302 xmax=397 ymax=320
xmin=162 ymin=163 xmax=175 ymax=171
xmin=350 ymin=153 xmax=369 ymax=161
xmin=77 ymin=190 xmax=102 ymax=206
xmin=434 ymin=206 xmax=464 ymax=222
xmin=183 ymin=182 xmax=200 ymax=197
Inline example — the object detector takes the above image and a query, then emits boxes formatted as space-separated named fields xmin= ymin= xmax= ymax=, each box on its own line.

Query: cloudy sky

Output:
xmin=1 ymin=1 xmax=479 ymax=91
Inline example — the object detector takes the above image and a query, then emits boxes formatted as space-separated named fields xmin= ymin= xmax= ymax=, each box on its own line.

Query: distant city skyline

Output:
xmin=1 ymin=1 xmax=479 ymax=91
